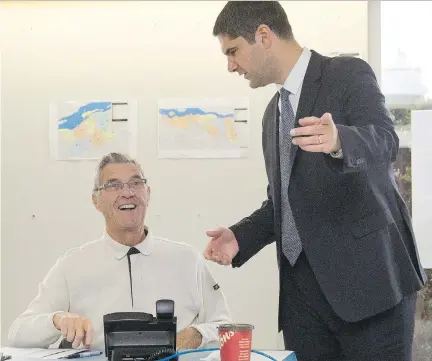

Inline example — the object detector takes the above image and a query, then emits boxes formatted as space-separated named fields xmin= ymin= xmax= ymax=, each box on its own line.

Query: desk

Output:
xmin=4 ymin=350 xmax=296 ymax=361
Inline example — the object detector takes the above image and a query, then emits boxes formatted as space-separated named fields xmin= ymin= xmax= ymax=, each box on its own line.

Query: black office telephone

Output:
xmin=103 ymin=300 xmax=178 ymax=361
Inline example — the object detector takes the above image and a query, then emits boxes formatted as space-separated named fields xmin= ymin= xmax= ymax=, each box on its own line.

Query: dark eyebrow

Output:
xmin=130 ymin=174 xmax=143 ymax=180
xmin=104 ymin=175 xmax=143 ymax=185
xmin=104 ymin=178 xmax=120 ymax=184
xmin=224 ymin=47 xmax=236 ymax=56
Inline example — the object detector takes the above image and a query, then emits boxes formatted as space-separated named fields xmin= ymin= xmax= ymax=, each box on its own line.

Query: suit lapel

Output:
xmin=267 ymin=92 xmax=281 ymax=209
xmin=295 ymin=50 xmax=323 ymax=122
xmin=292 ymin=50 xmax=324 ymax=161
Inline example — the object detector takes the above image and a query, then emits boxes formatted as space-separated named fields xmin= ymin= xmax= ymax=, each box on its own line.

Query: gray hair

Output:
xmin=93 ymin=152 xmax=145 ymax=191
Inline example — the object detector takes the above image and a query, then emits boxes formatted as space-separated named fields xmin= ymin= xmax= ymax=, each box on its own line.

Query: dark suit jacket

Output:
xmin=229 ymin=50 xmax=427 ymax=327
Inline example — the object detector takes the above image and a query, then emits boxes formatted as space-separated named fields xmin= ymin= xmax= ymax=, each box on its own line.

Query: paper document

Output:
xmin=200 ymin=349 xmax=296 ymax=361
xmin=0 ymin=348 xmax=93 ymax=359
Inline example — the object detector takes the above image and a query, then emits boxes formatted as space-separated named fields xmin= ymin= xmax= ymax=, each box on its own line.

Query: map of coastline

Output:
xmin=58 ymin=101 xmax=112 ymax=131
xmin=159 ymin=107 xmax=238 ymax=144
xmin=56 ymin=101 xmax=114 ymax=158
xmin=51 ymin=100 xmax=135 ymax=160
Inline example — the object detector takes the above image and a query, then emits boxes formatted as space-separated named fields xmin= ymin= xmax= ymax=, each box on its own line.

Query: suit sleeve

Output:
xmin=228 ymin=184 xmax=276 ymax=268
xmin=324 ymin=58 xmax=399 ymax=173
xmin=8 ymin=259 xmax=69 ymax=348
xmin=189 ymin=255 xmax=232 ymax=347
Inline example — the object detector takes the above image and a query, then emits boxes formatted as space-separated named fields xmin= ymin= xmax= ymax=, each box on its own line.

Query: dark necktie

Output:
xmin=279 ymin=88 xmax=302 ymax=265
xmin=127 ymin=247 xmax=140 ymax=307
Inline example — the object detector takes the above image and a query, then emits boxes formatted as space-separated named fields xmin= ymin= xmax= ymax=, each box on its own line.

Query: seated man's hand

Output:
xmin=53 ymin=312 xmax=94 ymax=348
xmin=176 ymin=327 xmax=202 ymax=350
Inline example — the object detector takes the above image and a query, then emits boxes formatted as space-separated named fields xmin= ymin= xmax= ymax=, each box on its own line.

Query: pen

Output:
xmin=63 ymin=351 xmax=102 ymax=359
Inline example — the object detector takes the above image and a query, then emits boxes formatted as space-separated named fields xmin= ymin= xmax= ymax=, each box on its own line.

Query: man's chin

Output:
xmin=248 ymin=78 xmax=262 ymax=89
xmin=118 ymin=220 xmax=141 ymax=231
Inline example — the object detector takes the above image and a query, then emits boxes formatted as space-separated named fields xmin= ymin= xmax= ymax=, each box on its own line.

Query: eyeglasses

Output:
xmin=95 ymin=178 xmax=147 ymax=193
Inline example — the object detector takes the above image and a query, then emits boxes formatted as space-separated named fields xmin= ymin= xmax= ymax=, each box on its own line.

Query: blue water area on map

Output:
xmin=58 ymin=102 xmax=112 ymax=130
xmin=159 ymin=107 xmax=233 ymax=119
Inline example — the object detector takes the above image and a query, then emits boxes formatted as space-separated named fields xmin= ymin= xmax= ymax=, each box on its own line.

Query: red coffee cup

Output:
xmin=218 ymin=323 xmax=254 ymax=361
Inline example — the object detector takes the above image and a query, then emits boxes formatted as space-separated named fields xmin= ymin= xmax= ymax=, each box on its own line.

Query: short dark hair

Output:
xmin=213 ymin=1 xmax=293 ymax=43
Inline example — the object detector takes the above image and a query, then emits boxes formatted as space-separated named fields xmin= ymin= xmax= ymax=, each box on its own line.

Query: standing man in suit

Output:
xmin=204 ymin=2 xmax=427 ymax=361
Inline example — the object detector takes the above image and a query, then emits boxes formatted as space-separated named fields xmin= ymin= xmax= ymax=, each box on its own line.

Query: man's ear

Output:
xmin=255 ymin=24 xmax=272 ymax=49
xmin=145 ymin=186 xmax=151 ymax=206
xmin=92 ymin=192 xmax=100 ymax=211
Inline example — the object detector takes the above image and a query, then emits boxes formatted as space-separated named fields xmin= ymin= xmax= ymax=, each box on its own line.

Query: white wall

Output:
xmin=367 ymin=0 xmax=381 ymax=84
xmin=1 ymin=47 xmax=3 ymax=347
xmin=0 ymin=1 xmax=368 ymax=348
xmin=411 ymin=110 xmax=432 ymax=268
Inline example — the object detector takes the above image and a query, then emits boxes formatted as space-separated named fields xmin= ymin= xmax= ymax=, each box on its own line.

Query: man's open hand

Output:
xmin=204 ymin=227 xmax=239 ymax=266
xmin=290 ymin=112 xmax=341 ymax=153
xmin=53 ymin=312 xmax=94 ymax=348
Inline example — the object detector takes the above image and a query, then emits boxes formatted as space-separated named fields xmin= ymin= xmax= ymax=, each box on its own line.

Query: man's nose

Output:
xmin=121 ymin=184 xmax=134 ymax=196
xmin=227 ymin=57 xmax=237 ymax=73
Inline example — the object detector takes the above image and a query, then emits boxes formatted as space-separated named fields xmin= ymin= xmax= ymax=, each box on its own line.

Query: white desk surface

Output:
xmin=2 ymin=349 xmax=296 ymax=361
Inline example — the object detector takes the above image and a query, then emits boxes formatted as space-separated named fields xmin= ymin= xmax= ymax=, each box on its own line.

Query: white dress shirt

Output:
xmin=277 ymin=47 xmax=312 ymax=117
xmin=8 ymin=227 xmax=232 ymax=349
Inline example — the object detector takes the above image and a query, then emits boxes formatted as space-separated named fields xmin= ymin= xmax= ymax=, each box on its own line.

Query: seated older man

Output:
xmin=8 ymin=152 xmax=232 ymax=350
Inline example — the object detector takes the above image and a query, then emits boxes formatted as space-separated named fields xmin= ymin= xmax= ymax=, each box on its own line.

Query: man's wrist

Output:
xmin=52 ymin=312 xmax=64 ymax=330
xmin=329 ymin=148 xmax=343 ymax=159
xmin=329 ymin=131 xmax=342 ymax=157
xmin=52 ymin=312 xmax=74 ymax=330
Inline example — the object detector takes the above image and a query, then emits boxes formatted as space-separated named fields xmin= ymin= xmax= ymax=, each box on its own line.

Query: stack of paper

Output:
xmin=0 ymin=348 xmax=92 ymax=360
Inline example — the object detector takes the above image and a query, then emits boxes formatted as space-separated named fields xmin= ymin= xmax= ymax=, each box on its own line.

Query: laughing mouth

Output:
xmin=118 ymin=204 xmax=137 ymax=211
